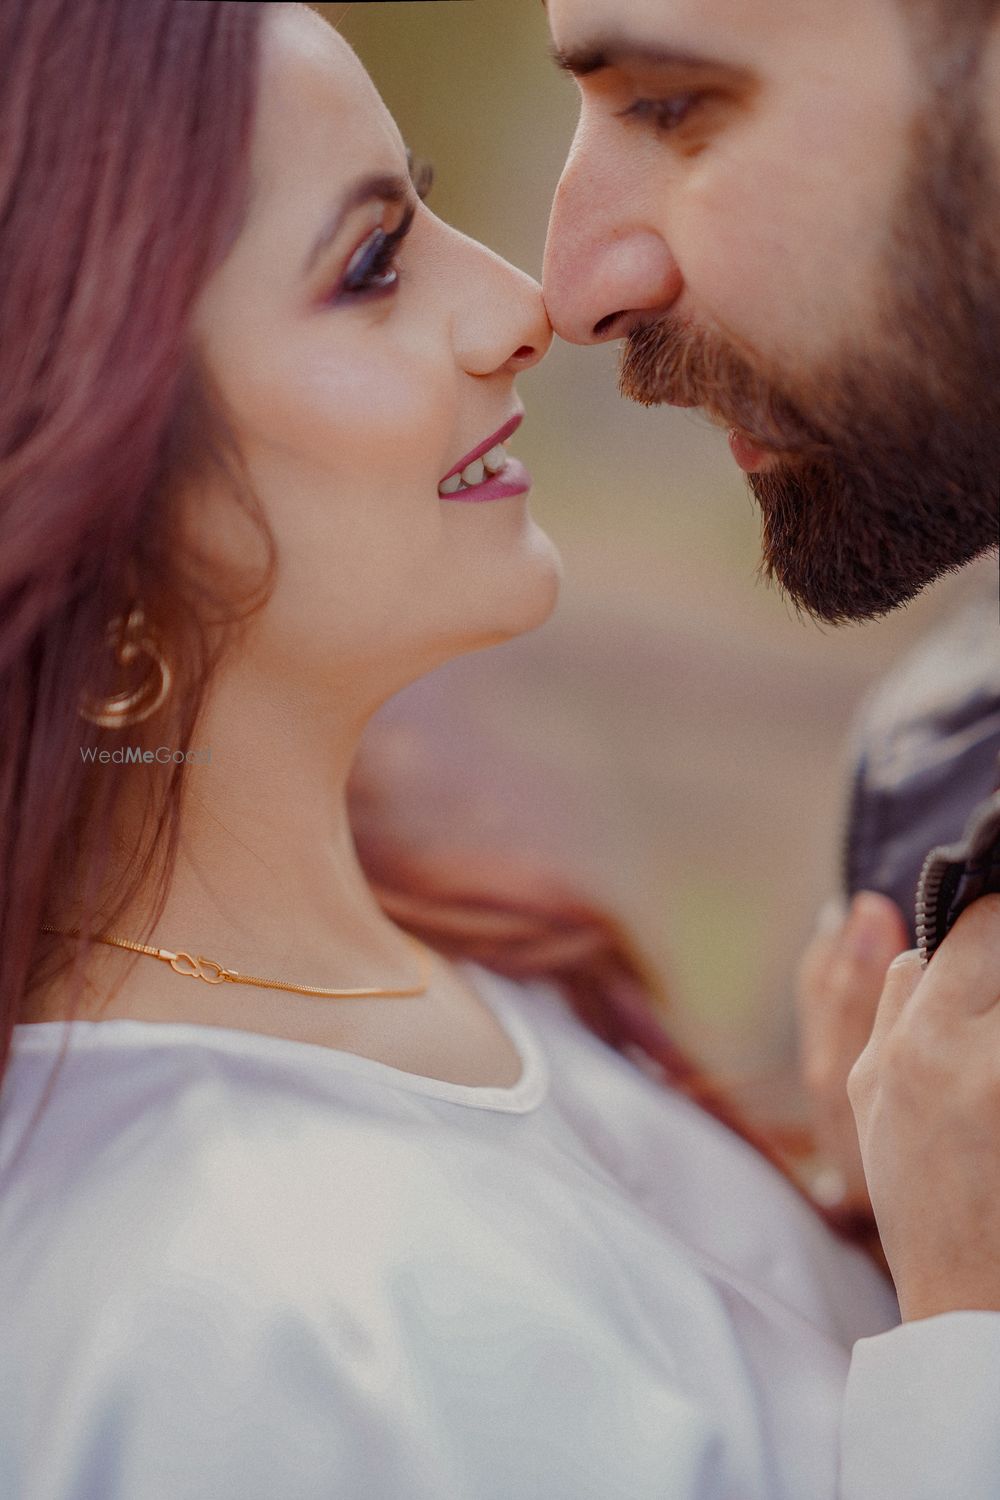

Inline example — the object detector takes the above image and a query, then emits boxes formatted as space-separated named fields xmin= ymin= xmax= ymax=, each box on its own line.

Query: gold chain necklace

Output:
xmin=40 ymin=924 xmax=434 ymax=998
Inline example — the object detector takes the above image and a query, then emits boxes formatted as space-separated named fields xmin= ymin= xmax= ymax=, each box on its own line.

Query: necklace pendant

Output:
xmin=169 ymin=951 xmax=228 ymax=984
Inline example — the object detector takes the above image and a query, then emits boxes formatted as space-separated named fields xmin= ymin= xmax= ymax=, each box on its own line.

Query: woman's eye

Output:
xmin=328 ymin=226 xmax=401 ymax=306
xmin=617 ymin=94 xmax=703 ymax=134
xmin=326 ymin=199 xmax=417 ymax=308
xmin=324 ymin=162 xmax=431 ymax=309
xmin=335 ymin=228 xmax=401 ymax=302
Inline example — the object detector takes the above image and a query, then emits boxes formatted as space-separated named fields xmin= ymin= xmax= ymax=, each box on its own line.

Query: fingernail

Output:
xmin=846 ymin=891 xmax=890 ymax=961
xmin=888 ymin=947 xmax=920 ymax=970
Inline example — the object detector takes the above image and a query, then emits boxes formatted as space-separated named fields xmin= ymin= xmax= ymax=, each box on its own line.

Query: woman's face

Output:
xmin=186 ymin=4 xmax=561 ymax=709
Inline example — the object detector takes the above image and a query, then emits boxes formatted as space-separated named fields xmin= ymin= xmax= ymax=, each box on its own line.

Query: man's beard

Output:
xmin=619 ymin=101 xmax=1000 ymax=624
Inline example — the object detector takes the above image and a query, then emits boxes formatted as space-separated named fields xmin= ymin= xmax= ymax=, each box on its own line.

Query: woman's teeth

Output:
xmin=481 ymin=443 xmax=507 ymax=472
xmin=438 ymin=443 xmax=509 ymax=496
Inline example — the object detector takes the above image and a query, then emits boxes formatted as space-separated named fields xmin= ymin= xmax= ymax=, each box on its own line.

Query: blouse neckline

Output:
xmin=9 ymin=960 xmax=550 ymax=1115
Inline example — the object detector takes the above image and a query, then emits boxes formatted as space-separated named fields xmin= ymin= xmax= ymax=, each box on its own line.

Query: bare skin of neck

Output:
xmin=28 ymin=663 xmax=523 ymax=1088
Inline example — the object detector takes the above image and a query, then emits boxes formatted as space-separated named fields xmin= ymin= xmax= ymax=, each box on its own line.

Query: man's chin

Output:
xmin=759 ymin=556 xmax=926 ymax=625
xmin=758 ymin=524 xmax=982 ymax=626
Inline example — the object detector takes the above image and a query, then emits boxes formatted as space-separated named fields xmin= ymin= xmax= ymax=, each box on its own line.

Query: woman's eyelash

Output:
xmin=330 ymin=156 xmax=434 ymax=306
xmin=333 ymin=200 xmax=417 ymax=304
xmin=616 ymin=95 xmax=703 ymax=134
xmin=407 ymin=151 xmax=435 ymax=203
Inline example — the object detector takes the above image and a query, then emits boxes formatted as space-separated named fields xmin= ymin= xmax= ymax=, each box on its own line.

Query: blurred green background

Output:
xmin=315 ymin=1 xmax=985 ymax=1113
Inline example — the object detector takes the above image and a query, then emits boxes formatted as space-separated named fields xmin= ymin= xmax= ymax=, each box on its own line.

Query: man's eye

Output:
xmin=616 ymin=94 xmax=703 ymax=134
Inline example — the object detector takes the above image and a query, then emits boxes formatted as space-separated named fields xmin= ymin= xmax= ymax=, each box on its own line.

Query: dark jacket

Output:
xmin=842 ymin=571 xmax=1000 ymax=945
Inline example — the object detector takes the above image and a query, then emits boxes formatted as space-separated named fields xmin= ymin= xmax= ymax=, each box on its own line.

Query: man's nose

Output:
xmin=542 ymin=163 xmax=682 ymax=345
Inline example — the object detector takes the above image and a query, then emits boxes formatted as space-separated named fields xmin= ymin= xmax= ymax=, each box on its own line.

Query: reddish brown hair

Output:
xmin=0 ymin=0 xmax=274 ymax=1088
xmin=0 ymin=0 xmax=871 ymax=1254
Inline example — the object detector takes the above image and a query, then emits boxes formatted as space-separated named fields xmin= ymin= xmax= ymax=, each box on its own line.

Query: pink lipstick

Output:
xmin=438 ymin=413 xmax=531 ymax=503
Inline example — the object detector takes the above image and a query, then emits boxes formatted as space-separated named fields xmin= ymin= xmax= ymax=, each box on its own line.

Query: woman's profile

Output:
xmin=0 ymin=3 xmax=981 ymax=1497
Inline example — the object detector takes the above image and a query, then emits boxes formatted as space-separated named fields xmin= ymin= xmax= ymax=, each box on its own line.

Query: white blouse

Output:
xmin=1 ymin=962 xmax=998 ymax=1500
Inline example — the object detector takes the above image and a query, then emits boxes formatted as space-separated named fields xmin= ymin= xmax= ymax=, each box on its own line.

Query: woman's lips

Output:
xmin=439 ymin=456 xmax=531 ymax=503
xmin=440 ymin=412 xmax=523 ymax=483
xmin=438 ymin=411 xmax=530 ymax=502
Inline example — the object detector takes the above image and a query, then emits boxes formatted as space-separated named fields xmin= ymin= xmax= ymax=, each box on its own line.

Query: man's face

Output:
xmin=542 ymin=0 xmax=1000 ymax=623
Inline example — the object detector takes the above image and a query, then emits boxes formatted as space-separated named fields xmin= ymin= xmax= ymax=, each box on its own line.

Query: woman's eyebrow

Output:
xmin=301 ymin=171 xmax=411 ymax=280
xmin=550 ymin=35 xmax=751 ymax=85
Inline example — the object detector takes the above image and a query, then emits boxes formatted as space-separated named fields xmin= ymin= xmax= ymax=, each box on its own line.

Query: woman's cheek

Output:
xmin=273 ymin=343 xmax=452 ymax=493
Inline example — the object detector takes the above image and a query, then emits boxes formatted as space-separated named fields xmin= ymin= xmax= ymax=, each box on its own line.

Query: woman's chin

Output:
xmin=453 ymin=535 xmax=564 ymax=655
xmin=500 ymin=527 xmax=563 ymax=633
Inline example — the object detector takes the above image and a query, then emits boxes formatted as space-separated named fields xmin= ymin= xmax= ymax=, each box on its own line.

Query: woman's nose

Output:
xmin=543 ymin=157 xmax=683 ymax=344
xmin=499 ymin=274 xmax=552 ymax=374
xmin=452 ymin=239 xmax=553 ymax=378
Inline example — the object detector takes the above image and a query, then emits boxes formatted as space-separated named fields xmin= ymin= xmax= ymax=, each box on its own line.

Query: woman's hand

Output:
xmin=795 ymin=891 xmax=910 ymax=1214
xmin=847 ymin=894 xmax=1000 ymax=1321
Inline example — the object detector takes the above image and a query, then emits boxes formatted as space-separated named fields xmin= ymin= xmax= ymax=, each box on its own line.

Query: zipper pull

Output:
xmin=915 ymin=788 xmax=1000 ymax=965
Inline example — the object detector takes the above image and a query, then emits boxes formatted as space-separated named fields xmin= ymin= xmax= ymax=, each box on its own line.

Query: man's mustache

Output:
xmin=618 ymin=317 xmax=828 ymax=459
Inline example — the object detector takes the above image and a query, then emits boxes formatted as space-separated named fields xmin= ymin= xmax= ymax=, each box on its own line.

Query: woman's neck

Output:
xmin=57 ymin=661 xmax=425 ymax=1002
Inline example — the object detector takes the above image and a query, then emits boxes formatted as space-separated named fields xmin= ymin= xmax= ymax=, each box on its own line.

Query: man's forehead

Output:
xmin=545 ymin=0 xmax=832 ymax=55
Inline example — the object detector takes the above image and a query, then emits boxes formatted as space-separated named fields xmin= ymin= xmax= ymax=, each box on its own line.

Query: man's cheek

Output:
xmin=673 ymin=195 xmax=809 ymax=363
xmin=676 ymin=162 xmax=858 ymax=370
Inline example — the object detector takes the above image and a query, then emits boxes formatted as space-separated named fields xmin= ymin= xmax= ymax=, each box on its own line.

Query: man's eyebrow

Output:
xmin=301 ymin=170 xmax=411 ymax=280
xmin=550 ymin=36 xmax=751 ymax=84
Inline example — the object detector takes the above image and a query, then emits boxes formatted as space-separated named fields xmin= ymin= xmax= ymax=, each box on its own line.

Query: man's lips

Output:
xmin=618 ymin=379 xmax=782 ymax=471
xmin=439 ymin=412 xmax=523 ymax=484
xmin=728 ymin=427 xmax=783 ymax=474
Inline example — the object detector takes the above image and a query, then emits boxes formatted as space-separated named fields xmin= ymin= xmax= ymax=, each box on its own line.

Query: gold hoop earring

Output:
xmin=79 ymin=604 xmax=173 ymax=729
